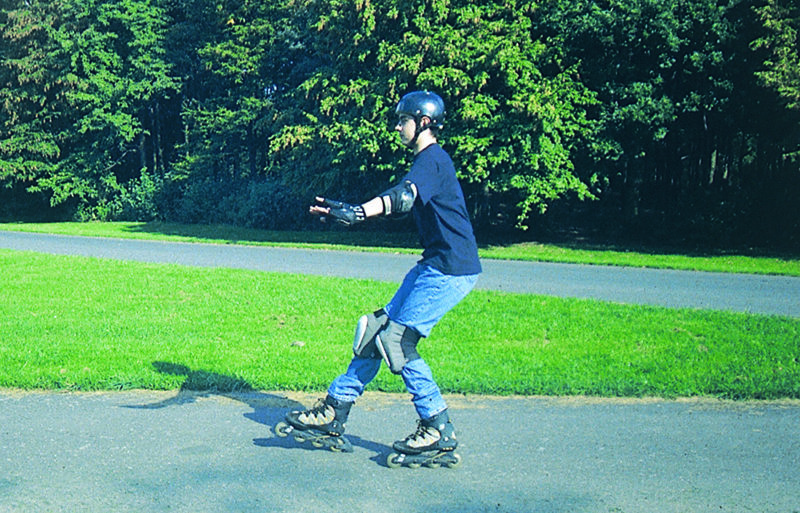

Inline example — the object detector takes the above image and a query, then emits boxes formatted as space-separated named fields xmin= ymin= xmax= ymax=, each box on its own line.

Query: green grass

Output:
xmin=2 ymin=249 xmax=798 ymax=398
xmin=2 ymin=221 xmax=800 ymax=276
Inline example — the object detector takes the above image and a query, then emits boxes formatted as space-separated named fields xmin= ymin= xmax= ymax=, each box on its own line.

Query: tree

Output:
xmin=159 ymin=0 xmax=312 ymax=227
xmin=538 ymin=0 xmax=800 ymax=246
xmin=753 ymin=0 xmax=800 ymax=113
xmin=2 ymin=0 xmax=797 ymax=246
xmin=267 ymin=0 xmax=602 ymax=229
xmin=0 ymin=1 xmax=69 ymax=198
xmin=0 ymin=0 xmax=179 ymax=220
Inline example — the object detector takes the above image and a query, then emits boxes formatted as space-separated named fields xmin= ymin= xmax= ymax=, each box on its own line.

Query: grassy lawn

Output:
xmin=2 ymin=249 xmax=798 ymax=399
xmin=2 ymin=221 xmax=800 ymax=276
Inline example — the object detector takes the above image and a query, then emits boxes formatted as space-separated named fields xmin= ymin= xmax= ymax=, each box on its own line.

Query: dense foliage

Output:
xmin=1 ymin=0 xmax=798 ymax=247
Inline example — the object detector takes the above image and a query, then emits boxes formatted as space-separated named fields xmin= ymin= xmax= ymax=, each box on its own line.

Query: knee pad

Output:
xmin=353 ymin=309 xmax=389 ymax=359
xmin=375 ymin=320 xmax=421 ymax=374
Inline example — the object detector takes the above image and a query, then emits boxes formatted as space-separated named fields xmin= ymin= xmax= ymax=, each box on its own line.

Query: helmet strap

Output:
xmin=407 ymin=116 xmax=430 ymax=148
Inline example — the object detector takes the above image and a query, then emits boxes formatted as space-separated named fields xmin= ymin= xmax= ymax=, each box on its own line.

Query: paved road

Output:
xmin=1 ymin=390 xmax=798 ymax=513
xmin=1 ymin=230 xmax=799 ymax=512
xmin=1 ymin=230 xmax=799 ymax=317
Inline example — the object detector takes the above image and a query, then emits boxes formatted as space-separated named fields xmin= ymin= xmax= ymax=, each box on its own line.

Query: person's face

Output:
xmin=395 ymin=114 xmax=417 ymax=146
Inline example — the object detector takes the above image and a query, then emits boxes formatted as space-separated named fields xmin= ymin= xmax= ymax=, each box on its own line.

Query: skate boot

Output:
xmin=386 ymin=410 xmax=461 ymax=469
xmin=274 ymin=396 xmax=354 ymax=452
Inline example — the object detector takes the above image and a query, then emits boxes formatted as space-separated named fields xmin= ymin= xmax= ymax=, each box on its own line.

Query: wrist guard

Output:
xmin=318 ymin=198 xmax=366 ymax=226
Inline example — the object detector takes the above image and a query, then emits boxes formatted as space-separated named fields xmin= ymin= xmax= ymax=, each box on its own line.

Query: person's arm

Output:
xmin=360 ymin=196 xmax=385 ymax=218
xmin=309 ymin=197 xmax=367 ymax=226
xmin=309 ymin=181 xmax=418 ymax=226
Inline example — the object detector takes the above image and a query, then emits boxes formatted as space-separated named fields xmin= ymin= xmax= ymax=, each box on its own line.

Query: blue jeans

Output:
xmin=328 ymin=264 xmax=479 ymax=419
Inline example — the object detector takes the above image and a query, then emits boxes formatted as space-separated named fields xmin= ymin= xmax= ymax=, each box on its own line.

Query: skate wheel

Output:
xmin=407 ymin=461 xmax=422 ymax=469
xmin=445 ymin=453 xmax=462 ymax=469
xmin=337 ymin=438 xmax=354 ymax=453
xmin=311 ymin=439 xmax=324 ymax=448
xmin=386 ymin=453 xmax=402 ymax=469
xmin=274 ymin=421 xmax=290 ymax=438
xmin=425 ymin=461 xmax=441 ymax=469
xmin=328 ymin=438 xmax=348 ymax=452
xmin=294 ymin=435 xmax=305 ymax=443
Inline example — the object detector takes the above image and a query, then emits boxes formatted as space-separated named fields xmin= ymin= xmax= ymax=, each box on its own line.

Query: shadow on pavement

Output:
xmin=121 ymin=361 xmax=393 ymax=466
xmin=252 ymin=432 xmax=391 ymax=467
xmin=121 ymin=360 xmax=300 ymax=429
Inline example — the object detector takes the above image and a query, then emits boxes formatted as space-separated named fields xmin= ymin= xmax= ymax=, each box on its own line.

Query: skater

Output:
xmin=275 ymin=90 xmax=481 ymax=468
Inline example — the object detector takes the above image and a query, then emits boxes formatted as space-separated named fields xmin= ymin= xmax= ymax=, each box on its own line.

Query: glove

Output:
xmin=314 ymin=198 xmax=366 ymax=226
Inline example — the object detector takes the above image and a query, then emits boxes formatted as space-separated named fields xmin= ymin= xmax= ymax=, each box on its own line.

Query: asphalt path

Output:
xmin=1 ymin=391 xmax=798 ymax=513
xmin=1 ymin=230 xmax=799 ymax=512
xmin=1 ymin=230 xmax=799 ymax=317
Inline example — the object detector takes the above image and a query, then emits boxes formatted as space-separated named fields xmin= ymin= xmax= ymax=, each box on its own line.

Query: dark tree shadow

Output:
xmin=126 ymin=221 xmax=420 ymax=250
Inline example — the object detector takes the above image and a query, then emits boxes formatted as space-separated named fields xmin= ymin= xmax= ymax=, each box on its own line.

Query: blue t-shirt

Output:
xmin=402 ymin=144 xmax=482 ymax=276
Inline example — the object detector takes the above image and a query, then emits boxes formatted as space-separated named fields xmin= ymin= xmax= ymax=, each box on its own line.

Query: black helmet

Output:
xmin=395 ymin=91 xmax=445 ymax=131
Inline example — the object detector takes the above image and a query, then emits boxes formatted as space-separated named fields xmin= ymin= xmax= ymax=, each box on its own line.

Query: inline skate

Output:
xmin=274 ymin=396 xmax=354 ymax=452
xmin=386 ymin=410 xmax=461 ymax=469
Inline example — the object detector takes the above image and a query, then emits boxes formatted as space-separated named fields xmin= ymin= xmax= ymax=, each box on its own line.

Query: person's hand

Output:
xmin=309 ymin=197 xmax=366 ymax=226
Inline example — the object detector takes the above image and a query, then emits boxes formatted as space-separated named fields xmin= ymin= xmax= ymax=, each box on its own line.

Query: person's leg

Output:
xmin=326 ymin=356 xmax=382 ymax=404
xmin=401 ymin=358 xmax=447 ymax=418
xmin=282 ymin=356 xmax=380 ymax=438
xmin=383 ymin=264 xmax=478 ymax=419
xmin=385 ymin=264 xmax=478 ymax=339
xmin=382 ymin=263 xmax=422 ymax=321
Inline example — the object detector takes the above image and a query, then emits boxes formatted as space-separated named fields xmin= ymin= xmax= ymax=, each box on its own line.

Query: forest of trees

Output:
xmin=1 ymin=0 xmax=799 ymax=248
